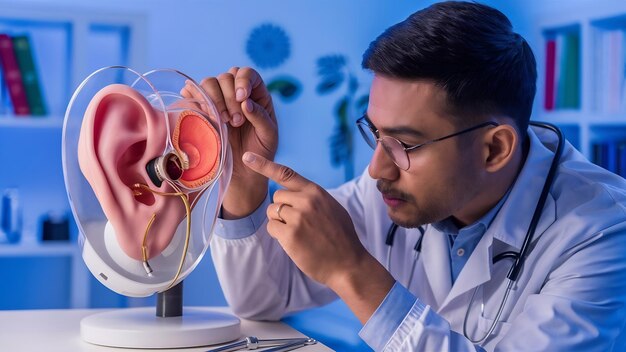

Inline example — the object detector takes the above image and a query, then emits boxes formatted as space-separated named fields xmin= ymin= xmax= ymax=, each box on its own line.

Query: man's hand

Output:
xmin=242 ymin=151 xmax=395 ymax=323
xmin=182 ymin=67 xmax=278 ymax=219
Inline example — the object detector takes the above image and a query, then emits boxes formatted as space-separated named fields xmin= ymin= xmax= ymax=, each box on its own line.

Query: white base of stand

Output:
xmin=81 ymin=307 xmax=241 ymax=348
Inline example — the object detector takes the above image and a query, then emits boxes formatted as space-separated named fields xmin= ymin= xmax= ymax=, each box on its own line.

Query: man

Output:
xmin=186 ymin=1 xmax=626 ymax=350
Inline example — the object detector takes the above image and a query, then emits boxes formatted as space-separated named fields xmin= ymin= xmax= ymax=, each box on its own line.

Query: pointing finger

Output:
xmin=242 ymin=152 xmax=310 ymax=191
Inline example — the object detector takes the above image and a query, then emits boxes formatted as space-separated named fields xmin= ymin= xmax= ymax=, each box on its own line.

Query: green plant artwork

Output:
xmin=316 ymin=54 xmax=369 ymax=181
xmin=266 ymin=76 xmax=301 ymax=102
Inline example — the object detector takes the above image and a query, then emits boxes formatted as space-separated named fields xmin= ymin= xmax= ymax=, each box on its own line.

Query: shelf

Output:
xmin=587 ymin=119 xmax=626 ymax=126
xmin=537 ymin=112 xmax=626 ymax=126
xmin=0 ymin=241 xmax=79 ymax=256
xmin=534 ymin=110 xmax=587 ymax=124
xmin=0 ymin=115 xmax=63 ymax=128
xmin=589 ymin=125 xmax=626 ymax=139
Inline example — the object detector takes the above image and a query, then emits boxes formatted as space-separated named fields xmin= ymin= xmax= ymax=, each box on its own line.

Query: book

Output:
xmin=0 ymin=54 xmax=5 ymax=115
xmin=556 ymin=32 xmax=581 ymax=109
xmin=544 ymin=39 xmax=556 ymax=110
xmin=12 ymin=35 xmax=46 ymax=116
xmin=592 ymin=142 xmax=607 ymax=169
xmin=606 ymin=140 xmax=619 ymax=173
xmin=597 ymin=29 xmax=626 ymax=114
xmin=605 ymin=30 xmax=623 ymax=113
xmin=595 ymin=30 xmax=610 ymax=113
xmin=593 ymin=141 xmax=621 ymax=173
xmin=617 ymin=141 xmax=626 ymax=177
xmin=0 ymin=34 xmax=29 ymax=115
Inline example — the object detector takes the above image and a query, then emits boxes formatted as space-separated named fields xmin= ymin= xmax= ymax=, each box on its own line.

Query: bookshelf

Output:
xmin=533 ymin=2 xmax=626 ymax=171
xmin=0 ymin=3 xmax=146 ymax=309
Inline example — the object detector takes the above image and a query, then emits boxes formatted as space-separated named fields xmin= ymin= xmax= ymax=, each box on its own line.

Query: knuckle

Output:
xmin=216 ymin=72 xmax=234 ymax=82
xmin=277 ymin=166 xmax=297 ymax=183
xmin=272 ymin=189 xmax=285 ymax=202
xmin=306 ymin=182 xmax=321 ymax=194
xmin=200 ymin=77 xmax=217 ymax=86
xmin=292 ymin=211 xmax=303 ymax=225
xmin=246 ymin=99 xmax=256 ymax=113
xmin=301 ymin=198 xmax=313 ymax=212
xmin=238 ymin=67 xmax=252 ymax=75
xmin=238 ymin=67 xmax=260 ymax=83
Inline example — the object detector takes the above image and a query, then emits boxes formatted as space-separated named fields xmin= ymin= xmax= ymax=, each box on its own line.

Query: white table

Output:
xmin=0 ymin=308 xmax=333 ymax=352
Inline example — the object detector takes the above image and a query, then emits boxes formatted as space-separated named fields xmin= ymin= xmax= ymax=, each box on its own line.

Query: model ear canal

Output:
xmin=165 ymin=154 xmax=183 ymax=180
xmin=145 ymin=152 xmax=184 ymax=187
xmin=172 ymin=110 xmax=221 ymax=188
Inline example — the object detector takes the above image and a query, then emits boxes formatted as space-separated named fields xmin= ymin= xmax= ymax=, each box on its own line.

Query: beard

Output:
xmin=376 ymin=180 xmax=444 ymax=228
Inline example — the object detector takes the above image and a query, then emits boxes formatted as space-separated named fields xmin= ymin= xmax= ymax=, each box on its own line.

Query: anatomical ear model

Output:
xmin=63 ymin=68 xmax=238 ymax=349
xmin=77 ymin=83 xmax=221 ymax=288
xmin=63 ymin=67 xmax=231 ymax=297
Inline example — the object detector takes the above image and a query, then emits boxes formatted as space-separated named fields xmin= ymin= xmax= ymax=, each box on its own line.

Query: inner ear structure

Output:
xmin=172 ymin=110 xmax=221 ymax=189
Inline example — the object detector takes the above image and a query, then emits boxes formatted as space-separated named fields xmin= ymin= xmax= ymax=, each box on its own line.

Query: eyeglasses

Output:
xmin=356 ymin=115 xmax=499 ymax=170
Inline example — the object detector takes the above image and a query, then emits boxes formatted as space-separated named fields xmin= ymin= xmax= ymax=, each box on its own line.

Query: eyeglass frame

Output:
xmin=356 ymin=114 xmax=500 ymax=170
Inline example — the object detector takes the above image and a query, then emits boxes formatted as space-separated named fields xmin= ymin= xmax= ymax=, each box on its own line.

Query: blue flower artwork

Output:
xmin=246 ymin=23 xmax=291 ymax=69
xmin=246 ymin=23 xmax=301 ymax=103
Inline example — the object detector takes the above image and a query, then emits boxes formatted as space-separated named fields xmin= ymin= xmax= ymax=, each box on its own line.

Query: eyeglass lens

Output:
xmin=357 ymin=121 xmax=410 ymax=170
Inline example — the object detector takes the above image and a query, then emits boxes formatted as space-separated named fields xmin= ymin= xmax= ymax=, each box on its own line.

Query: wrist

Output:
xmin=327 ymin=254 xmax=395 ymax=324
xmin=222 ymin=180 xmax=268 ymax=219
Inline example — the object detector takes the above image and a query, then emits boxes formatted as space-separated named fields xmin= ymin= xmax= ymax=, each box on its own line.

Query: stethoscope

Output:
xmin=384 ymin=121 xmax=564 ymax=345
xmin=385 ymin=222 xmax=425 ymax=289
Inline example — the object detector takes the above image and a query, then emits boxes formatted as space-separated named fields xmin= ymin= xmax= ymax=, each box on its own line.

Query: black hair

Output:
xmin=362 ymin=1 xmax=536 ymax=136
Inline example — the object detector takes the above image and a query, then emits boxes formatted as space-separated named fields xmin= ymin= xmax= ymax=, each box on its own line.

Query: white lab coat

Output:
xmin=211 ymin=126 xmax=626 ymax=351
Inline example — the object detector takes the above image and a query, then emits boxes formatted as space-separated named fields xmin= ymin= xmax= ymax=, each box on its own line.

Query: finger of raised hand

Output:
xmin=235 ymin=67 xmax=272 ymax=109
xmin=239 ymin=98 xmax=277 ymax=144
xmin=216 ymin=72 xmax=246 ymax=127
xmin=196 ymin=77 xmax=230 ymax=125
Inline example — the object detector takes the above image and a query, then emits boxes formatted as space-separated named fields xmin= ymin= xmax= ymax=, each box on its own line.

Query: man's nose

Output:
xmin=368 ymin=143 xmax=400 ymax=181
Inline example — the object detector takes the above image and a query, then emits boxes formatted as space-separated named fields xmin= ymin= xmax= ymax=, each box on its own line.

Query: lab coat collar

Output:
xmin=440 ymin=126 xmax=558 ymax=307
xmin=442 ymin=223 xmax=494 ymax=308
xmin=421 ymin=224 xmax=453 ymax=308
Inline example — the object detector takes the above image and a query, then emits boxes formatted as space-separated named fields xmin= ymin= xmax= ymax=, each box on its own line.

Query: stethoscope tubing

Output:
xmin=385 ymin=224 xmax=424 ymax=289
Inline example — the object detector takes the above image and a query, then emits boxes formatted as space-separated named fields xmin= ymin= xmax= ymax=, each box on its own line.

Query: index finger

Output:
xmin=242 ymin=152 xmax=310 ymax=191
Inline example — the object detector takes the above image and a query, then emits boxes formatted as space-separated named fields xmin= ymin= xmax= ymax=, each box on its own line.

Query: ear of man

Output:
xmin=483 ymin=124 xmax=518 ymax=173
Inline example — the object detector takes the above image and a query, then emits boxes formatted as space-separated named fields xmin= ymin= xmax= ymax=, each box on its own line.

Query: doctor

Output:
xmin=191 ymin=1 xmax=626 ymax=350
